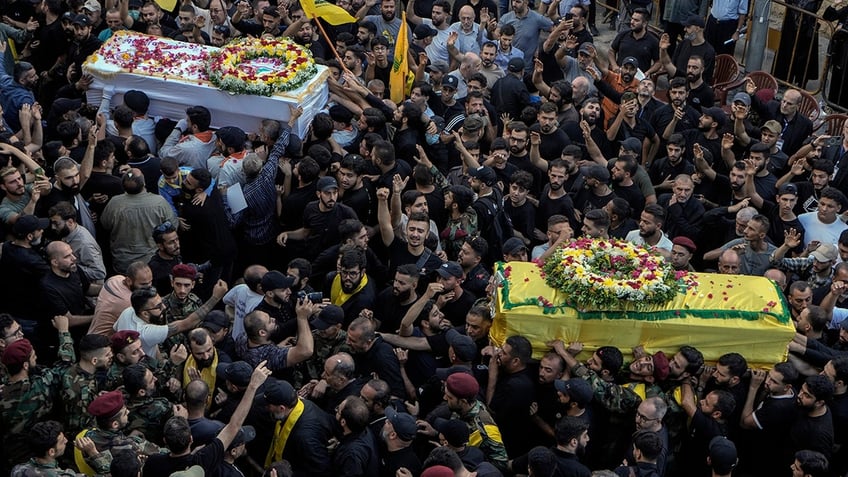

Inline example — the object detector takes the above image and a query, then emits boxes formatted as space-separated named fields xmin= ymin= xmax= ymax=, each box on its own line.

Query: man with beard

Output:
xmin=277 ymin=176 xmax=357 ymax=261
xmin=67 ymin=15 xmax=102 ymax=84
xmin=552 ymin=40 xmax=598 ymax=88
xmin=750 ymin=183 xmax=806 ymax=255
xmin=326 ymin=247 xmax=377 ymax=327
xmin=574 ymin=164 xmax=615 ymax=217
xmin=90 ymin=262 xmax=153 ymax=339
xmin=48 ymin=201 xmax=105 ymax=283
xmin=359 ymin=0 xmax=410 ymax=55
xmin=378 ymin=190 xmax=445 ymax=278
xmin=490 ymin=0 xmax=552 ymax=67
xmin=253 ymin=270 xmax=297 ymax=341
xmin=789 ymin=375 xmax=835 ymax=461
xmin=527 ymin=353 xmax=566 ymax=445
xmin=659 ymin=16 xmax=716 ymax=85
xmin=655 ymin=78 xmax=702 ymax=141
xmin=392 ymin=102 xmax=426 ymax=161
xmin=624 ymin=398 xmax=669 ymax=474
xmin=485 ymin=335 xmax=537 ymax=458
xmin=40 ymin=242 xmax=97 ymax=354
xmin=178 ymin=329 xmax=225 ymax=410
xmin=504 ymin=122 xmax=544 ymax=195
xmin=649 ymin=133 xmax=694 ymax=191
xmin=450 ymin=7 xmax=486 ymax=60
xmin=536 ymin=159 xmax=580 ymax=231
xmin=105 ymin=329 xmax=185 ymax=394
xmin=331 ymin=396 xmax=380 ymax=477
xmin=658 ymin=174 xmax=704 ymax=240
xmin=346 ymin=315 xmax=406 ymax=399
xmin=0 ymin=145 xmax=49 ymax=229
xmin=122 ymin=363 xmax=176 ymax=444
xmin=532 ymin=102 xmax=572 ymax=161
xmin=232 ymin=5 xmax=283 ymax=37
xmin=235 ymin=297 xmax=314 ymax=375
xmin=612 ymin=155 xmax=647 ymax=218
xmin=37 ymin=153 xmax=97 ymax=238
xmin=625 ymin=203 xmax=673 ymax=253
xmin=75 ymin=389 xmax=164 ymax=474
xmin=408 ymin=0 xmax=451 ymax=64
xmin=0 ymin=214 xmax=50 ymax=327
xmin=733 ymin=143 xmax=777 ymax=200
xmin=59 ymin=334 xmax=113 ymax=438
xmin=608 ymin=8 xmax=661 ymax=76
xmin=162 ymin=265 xmax=203 ymax=340
xmin=738 ymin=363 xmax=798 ymax=477
xmin=593 ymin=57 xmax=640 ymax=132
xmin=374 ymin=264 xmax=420 ymax=333
xmin=491 ymin=58 xmax=532 ymax=122
xmin=0 ymin=49 xmax=37 ymax=133
xmin=679 ymin=380 xmax=736 ymax=477
xmin=509 ymin=416 xmax=592 ymax=477
xmin=289 ymin=16 xmax=326 ymax=59
xmin=533 ymin=214 xmax=574 ymax=261
xmin=458 ymin=236 xmax=490 ymax=297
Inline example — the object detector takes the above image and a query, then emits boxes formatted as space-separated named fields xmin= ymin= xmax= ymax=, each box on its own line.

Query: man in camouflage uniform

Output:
xmin=123 ymin=363 xmax=176 ymax=445
xmin=106 ymin=330 xmax=186 ymax=398
xmin=59 ymin=334 xmax=113 ymax=438
xmin=159 ymin=264 xmax=203 ymax=352
xmin=10 ymin=420 xmax=80 ymax=477
xmin=301 ymin=304 xmax=351 ymax=384
xmin=75 ymin=389 xmax=165 ymax=474
xmin=0 ymin=317 xmax=75 ymax=469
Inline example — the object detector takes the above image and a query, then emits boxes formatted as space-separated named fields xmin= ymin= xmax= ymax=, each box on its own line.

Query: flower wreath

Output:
xmin=208 ymin=37 xmax=318 ymax=96
xmin=539 ymin=238 xmax=692 ymax=310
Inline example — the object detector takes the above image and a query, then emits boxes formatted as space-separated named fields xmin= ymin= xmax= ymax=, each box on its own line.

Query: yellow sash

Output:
xmin=183 ymin=350 xmax=219 ymax=410
xmin=330 ymin=273 xmax=369 ymax=306
xmin=6 ymin=39 xmax=17 ymax=61
xmin=469 ymin=424 xmax=503 ymax=447
xmin=624 ymin=382 xmax=647 ymax=401
xmin=265 ymin=398 xmax=305 ymax=467
xmin=74 ymin=429 xmax=96 ymax=476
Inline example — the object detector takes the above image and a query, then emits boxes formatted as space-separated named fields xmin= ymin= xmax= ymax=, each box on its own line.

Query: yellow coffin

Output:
xmin=490 ymin=261 xmax=795 ymax=368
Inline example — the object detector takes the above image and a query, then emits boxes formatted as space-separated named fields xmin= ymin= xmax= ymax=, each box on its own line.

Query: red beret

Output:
xmin=1 ymin=338 xmax=32 ymax=366
xmin=171 ymin=264 xmax=197 ymax=280
xmin=422 ymin=466 xmax=455 ymax=477
xmin=111 ymin=330 xmax=141 ymax=352
xmin=446 ymin=372 xmax=479 ymax=400
xmin=672 ymin=236 xmax=697 ymax=253
xmin=88 ymin=389 xmax=125 ymax=417
xmin=652 ymin=351 xmax=670 ymax=381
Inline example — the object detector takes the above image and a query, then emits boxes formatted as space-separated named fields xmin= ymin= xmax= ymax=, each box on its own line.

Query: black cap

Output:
xmin=123 ymin=90 xmax=150 ymax=115
xmin=72 ymin=13 xmax=92 ymax=26
xmin=228 ymin=425 xmax=256 ymax=449
xmin=261 ymin=270 xmax=295 ymax=291
xmin=778 ymin=183 xmax=798 ymax=196
xmin=441 ymin=75 xmax=459 ymax=90
xmin=311 ymin=305 xmax=344 ymax=330
xmin=218 ymin=361 xmax=253 ymax=388
xmin=586 ymin=164 xmax=611 ymax=183
xmin=621 ymin=56 xmax=639 ymax=68
xmin=203 ymin=310 xmax=229 ymax=333
xmin=264 ymin=379 xmax=298 ymax=406
xmin=433 ymin=417 xmax=470 ymax=446
xmin=414 ymin=23 xmax=437 ymax=40
xmin=507 ymin=57 xmax=525 ymax=72
xmin=468 ymin=165 xmax=496 ymax=186
xmin=684 ymin=14 xmax=706 ymax=28
xmin=385 ymin=407 xmax=418 ymax=441
xmin=12 ymin=215 xmax=49 ymax=237
xmin=503 ymin=237 xmax=527 ymax=255
xmin=446 ymin=329 xmax=477 ymax=362
xmin=554 ymin=378 xmax=593 ymax=406
xmin=436 ymin=261 xmax=463 ymax=279
xmin=317 ymin=176 xmax=339 ymax=192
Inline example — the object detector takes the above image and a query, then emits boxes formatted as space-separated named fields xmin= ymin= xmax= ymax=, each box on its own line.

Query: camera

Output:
xmin=298 ymin=291 xmax=323 ymax=302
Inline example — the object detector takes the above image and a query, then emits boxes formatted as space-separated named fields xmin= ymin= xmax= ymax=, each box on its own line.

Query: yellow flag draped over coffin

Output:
xmin=301 ymin=0 xmax=357 ymax=25
xmin=489 ymin=262 xmax=795 ymax=368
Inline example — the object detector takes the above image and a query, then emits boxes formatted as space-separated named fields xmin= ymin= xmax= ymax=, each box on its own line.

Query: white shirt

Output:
xmin=625 ymin=230 xmax=674 ymax=251
xmin=223 ymin=284 xmax=264 ymax=340
xmin=113 ymin=307 xmax=169 ymax=357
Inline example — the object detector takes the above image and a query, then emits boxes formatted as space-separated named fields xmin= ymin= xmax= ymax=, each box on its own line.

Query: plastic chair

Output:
xmin=820 ymin=113 xmax=848 ymax=136
xmin=797 ymin=89 xmax=821 ymax=124
xmin=712 ymin=54 xmax=740 ymax=104
xmin=718 ymin=71 xmax=779 ymax=106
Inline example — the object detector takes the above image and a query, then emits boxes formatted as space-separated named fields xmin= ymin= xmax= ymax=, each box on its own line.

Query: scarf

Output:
xmin=265 ymin=399 xmax=305 ymax=467
xmin=74 ymin=429 xmax=96 ymax=476
xmin=183 ymin=350 xmax=218 ymax=410
xmin=218 ymin=149 xmax=248 ymax=169
xmin=179 ymin=130 xmax=215 ymax=143
xmin=330 ymin=273 xmax=369 ymax=306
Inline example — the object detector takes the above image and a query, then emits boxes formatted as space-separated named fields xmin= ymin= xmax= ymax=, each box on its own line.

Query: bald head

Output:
xmin=244 ymin=264 xmax=269 ymax=292
xmin=46 ymin=240 xmax=71 ymax=260
xmin=122 ymin=167 xmax=146 ymax=194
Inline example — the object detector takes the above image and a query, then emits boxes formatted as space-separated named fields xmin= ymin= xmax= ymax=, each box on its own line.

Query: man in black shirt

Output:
xmin=491 ymin=58 xmax=531 ymax=121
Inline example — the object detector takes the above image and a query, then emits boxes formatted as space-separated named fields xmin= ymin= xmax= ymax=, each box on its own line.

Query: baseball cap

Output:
xmin=507 ymin=57 xmax=525 ymax=73
xmin=72 ymin=13 xmax=93 ymax=26
xmin=311 ymin=305 xmax=345 ymax=330
xmin=811 ymin=243 xmax=838 ymax=262
xmin=441 ymin=75 xmax=459 ymax=90
xmin=683 ymin=14 xmax=705 ymax=28
xmin=261 ymin=270 xmax=295 ymax=291
xmin=652 ymin=351 xmax=670 ymax=381
xmin=777 ymin=183 xmax=798 ymax=196
xmin=414 ymin=23 xmax=437 ymax=40
xmin=203 ymin=310 xmax=230 ymax=333
xmin=578 ymin=42 xmax=595 ymax=55
xmin=586 ymin=164 xmax=611 ymax=182
xmin=702 ymin=107 xmax=727 ymax=128
xmin=732 ymin=92 xmax=751 ymax=106
xmin=709 ymin=436 xmax=738 ymax=474
xmin=317 ymin=176 xmax=339 ymax=192
xmin=433 ymin=417 xmax=470 ymax=446
xmin=462 ymin=114 xmax=486 ymax=133
xmin=620 ymin=137 xmax=641 ymax=153
xmin=12 ymin=215 xmax=48 ymax=237
xmin=219 ymin=361 xmax=253 ymax=388
xmin=621 ymin=57 xmax=639 ymax=68
xmin=216 ymin=126 xmax=247 ymax=150
xmin=264 ymin=379 xmax=298 ymax=406
xmin=446 ymin=329 xmax=477 ymax=362
xmin=761 ymin=120 xmax=782 ymax=135
xmin=228 ymin=425 xmax=256 ymax=449
xmin=554 ymin=378 xmax=593 ymax=406
xmin=437 ymin=262 xmax=463 ymax=279
xmin=468 ymin=165 xmax=497 ymax=186
xmin=83 ymin=0 xmax=102 ymax=12
xmin=426 ymin=61 xmax=449 ymax=74
xmin=502 ymin=237 xmax=527 ymax=255
xmin=385 ymin=407 xmax=417 ymax=441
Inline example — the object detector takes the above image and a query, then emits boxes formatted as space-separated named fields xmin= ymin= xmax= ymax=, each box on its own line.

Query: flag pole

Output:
xmin=311 ymin=14 xmax=353 ymax=76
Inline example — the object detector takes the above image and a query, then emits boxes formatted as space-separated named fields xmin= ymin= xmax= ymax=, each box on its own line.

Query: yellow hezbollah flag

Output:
xmin=301 ymin=0 xmax=356 ymax=25
xmin=390 ymin=11 xmax=409 ymax=104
